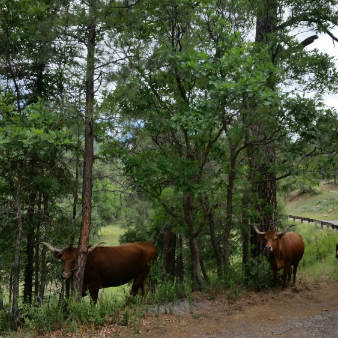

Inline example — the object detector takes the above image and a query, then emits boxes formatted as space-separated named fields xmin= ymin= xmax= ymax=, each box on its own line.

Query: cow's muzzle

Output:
xmin=264 ymin=245 xmax=273 ymax=254
xmin=61 ymin=271 xmax=72 ymax=279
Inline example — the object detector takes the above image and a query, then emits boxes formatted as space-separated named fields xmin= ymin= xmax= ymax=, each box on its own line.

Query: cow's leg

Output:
xmin=126 ymin=269 xmax=149 ymax=305
xmin=287 ymin=266 xmax=292 ymax=285
xmin=88 ymin=287 xmax=99 ymax=304
xmin=292 ymin=262 xmax=299 ymax=286
xmin=130 ymin=272 xmax=145 ymax=296
xmin=140 ymin=266 xmax=150 ymax=295
xmin=283 ymin=264 xmax=291 ymax=288
xmin=273 ymin=269 xmax=278 ymax=287
xmin=82 ymin=284 xmax=88 ymax=297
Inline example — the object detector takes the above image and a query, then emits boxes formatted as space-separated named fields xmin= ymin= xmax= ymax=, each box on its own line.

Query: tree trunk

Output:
xmin=241 ymin=182 xmax=251 ymax=279
xmin=23 ymin=192 xmax=36 ymax=304
xmin=24 ymin=227 xmax=35 ymax=304
xmin=223 ymin=145 xmax=237 ymax=269
xmin=12 ymin=163 xmax=23 ymax=324
xmin=189 ymin=236 xmax=204 ymax=289
xmin=34 ymin=195 xmax=42 ymax=302
xmin=199 ymin=251 xmax=209 ymax=284
xmin=73 ymin=0 xmax=96 ymax=300
xmin=176 ymin=234 xmax=184 ymax=283
xmin=183 ymin=192 xmax=204 ymax=289
xmin=205 ymin=199 xmax=223 ymax=278
xmin=253 ymin=0 xmax=278 ymax=231
xmin=162 ymin=226 xmax=177 ymax=278
xmin=38 ymin=193 xmax=51 ymax=305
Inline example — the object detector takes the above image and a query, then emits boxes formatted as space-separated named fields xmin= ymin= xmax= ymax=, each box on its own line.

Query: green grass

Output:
xmin=285 ymin=182 xmax=338 ymax=282
xmin=97 ymin=220 xmax=125 ymax=246
xmin=292 ymin=222 xmax=338 ymax=281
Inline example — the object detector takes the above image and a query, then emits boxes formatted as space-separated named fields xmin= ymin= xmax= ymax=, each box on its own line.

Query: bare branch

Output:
xmin=301 ymin=34 xmax=318 ymax=47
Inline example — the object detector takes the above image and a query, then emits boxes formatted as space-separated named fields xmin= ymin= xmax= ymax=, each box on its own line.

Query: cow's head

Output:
xmin=254 ymin=226 xmax=285 ymax=255
xmin=42 ymin=242 xmax=101 ymax=279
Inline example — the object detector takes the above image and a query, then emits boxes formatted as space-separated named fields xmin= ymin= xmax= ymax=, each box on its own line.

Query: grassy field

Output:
xmin=97 ymin=220 xmax=125 ymax=246
xmin=286 ymin=182 xmax=338 ymax=281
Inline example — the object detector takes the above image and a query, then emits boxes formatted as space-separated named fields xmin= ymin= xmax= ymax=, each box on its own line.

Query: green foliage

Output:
xmin=7 ymin=293 xmax=126 ymax=335
xmin=0 ymin=309 xmax=13 ymax=333
xmin=21 ymin=300 xmax=65 ymax=333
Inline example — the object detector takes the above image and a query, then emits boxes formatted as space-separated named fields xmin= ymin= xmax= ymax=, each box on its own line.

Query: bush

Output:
xmin=244 ymin=257 xmax=274 ymax=290
xmin=0 ymin=309 xmax=13 ymax=333
xmin=21 ymin=300 xmax=64 ymax=333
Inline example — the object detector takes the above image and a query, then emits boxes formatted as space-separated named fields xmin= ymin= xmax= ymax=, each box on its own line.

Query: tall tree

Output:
xmin=73 ymin=0 xmax=97 ymax=299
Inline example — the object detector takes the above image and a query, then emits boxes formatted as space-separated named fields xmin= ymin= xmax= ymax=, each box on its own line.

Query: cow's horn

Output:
xmin=253 ymin=225 xmax=265 ymax=235
xmin=278 ymin=224 xmax=293 ymax=235
xmin=41 ymin=242 xmax=61 ymax=254
xmin=88 ymin=242 xmax=105 ymax=253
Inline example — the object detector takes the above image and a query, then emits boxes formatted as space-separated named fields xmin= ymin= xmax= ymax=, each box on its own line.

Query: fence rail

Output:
xmin=288 ymin=215 xmax=338 ymax=231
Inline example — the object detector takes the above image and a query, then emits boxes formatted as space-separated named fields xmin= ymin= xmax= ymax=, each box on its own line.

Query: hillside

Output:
xmin=286 ymin=182 xmax=338 ymax=221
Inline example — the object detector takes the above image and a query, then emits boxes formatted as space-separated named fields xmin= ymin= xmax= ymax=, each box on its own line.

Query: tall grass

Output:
xmin=294 ymin=222 xmax=338 ymax=281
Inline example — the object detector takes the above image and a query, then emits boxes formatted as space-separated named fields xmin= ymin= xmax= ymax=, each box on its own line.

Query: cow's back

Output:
xmin=85 ymin=242 xmax=157 ymax=288
xmin=280 ymin=232 xmax=304 ymax=265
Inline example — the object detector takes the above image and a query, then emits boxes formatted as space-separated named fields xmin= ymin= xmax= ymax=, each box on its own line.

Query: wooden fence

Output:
xmin=288 ymin=215 xmax=338 ymax=231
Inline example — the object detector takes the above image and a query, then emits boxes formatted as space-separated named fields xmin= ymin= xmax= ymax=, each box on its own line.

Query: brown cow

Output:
xmin=254 ymin=226 xmax=304 ymax=288
xmin=42 ymin=241 xmax=157 ymax=303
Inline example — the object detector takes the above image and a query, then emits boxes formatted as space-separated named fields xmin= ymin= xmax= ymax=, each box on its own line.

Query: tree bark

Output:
xmin=162 ymin=226 xmax=177 ymax=278
xmin=184 ymin=192 xmax=205 ymax=289
xmin=205 ymin=198 xmax=223 ymax=278
xmin=241 ymin=182 xmax=251 ymax=278
xmin=176 ymin=234 xmax=184 ymax=283
xmin=223 ymin=144 xmax=237 ymax=268
xmin=253 ymin=0 xmax=278 ymax=231
xmin=73 ymin=0 xmax=96 ymax=300
xmin=38 ymin=193 xmax=51 ymax=305
xmin=12 ymin=162 xmax=23 ymax=324
xmin=23 ymin=192 xmax=36 ymax=304
xmin=34 ymin=195 xmax=42 ymax=302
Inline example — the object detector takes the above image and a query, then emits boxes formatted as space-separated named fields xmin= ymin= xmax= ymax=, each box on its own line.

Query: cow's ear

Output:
xmin=256 ymin=233 xmax=265 ymax=240
xmin=53 ymin=251 xmax=62 ymax=260
xmin=277 ymin=232 xmax=285 ymax=239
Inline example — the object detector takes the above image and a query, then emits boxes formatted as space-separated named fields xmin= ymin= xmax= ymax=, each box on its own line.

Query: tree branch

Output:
xmin=301 ymin=34 xmax=318 ymax=47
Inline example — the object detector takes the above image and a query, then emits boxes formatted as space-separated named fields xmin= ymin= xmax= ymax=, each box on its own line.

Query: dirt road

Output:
xmin=46 ymin=279 xmax=337 ymax=338
xmin=111 ymin=279 xmax=337 ymax=338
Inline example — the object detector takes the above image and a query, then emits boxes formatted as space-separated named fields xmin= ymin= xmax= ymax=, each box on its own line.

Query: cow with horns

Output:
xmin=42 ymin=241 xmax=157 ymax=303
xmin=254 ymin=226 xmax=304 ymax=288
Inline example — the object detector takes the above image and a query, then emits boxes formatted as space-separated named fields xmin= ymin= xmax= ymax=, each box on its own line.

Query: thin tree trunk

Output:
xmin=241 ymin=183 xmax=251 ymax=279
xmin=176 ymin=234 xmax=184 ymax=283
xmin=12 ymin=163 xmax=23 ymax=324
xmin=34 ymin=195 xmax=42 ymax=302
xmin=205 ymin=198 xmax=223 ymax=278
xmin=199 ymin=250 xmax=209 ymax=284
xmin=9 ymin=271 xmax=13 ymax=310
xmin=184 ymin=192 xmax=205 ymax=290
xmin=189 ymin=237 xmax=204 ymax=289
xmin=254 ymin=0 xmax=278 ymax=231
xmin=23 ymin=194 xmax=36 ymax=304
xmin=38 ymin=193 xmax=51 ymax=305
xmin=73 ymin=0 xmax=96 ymax=300
xmin=24 ymin=158 xmax=37 ymax=304
xmin=223 ymin=145 xmax=237 ymax=268
xmin=162 ymin=226 xmax=177 ymax=278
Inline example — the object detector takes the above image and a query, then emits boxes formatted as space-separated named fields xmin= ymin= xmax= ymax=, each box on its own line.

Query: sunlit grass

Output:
xmin=97 ymin=221 xmax=125 ymax=246
xmin=291 ymin=222 xmax=338 ymax=281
